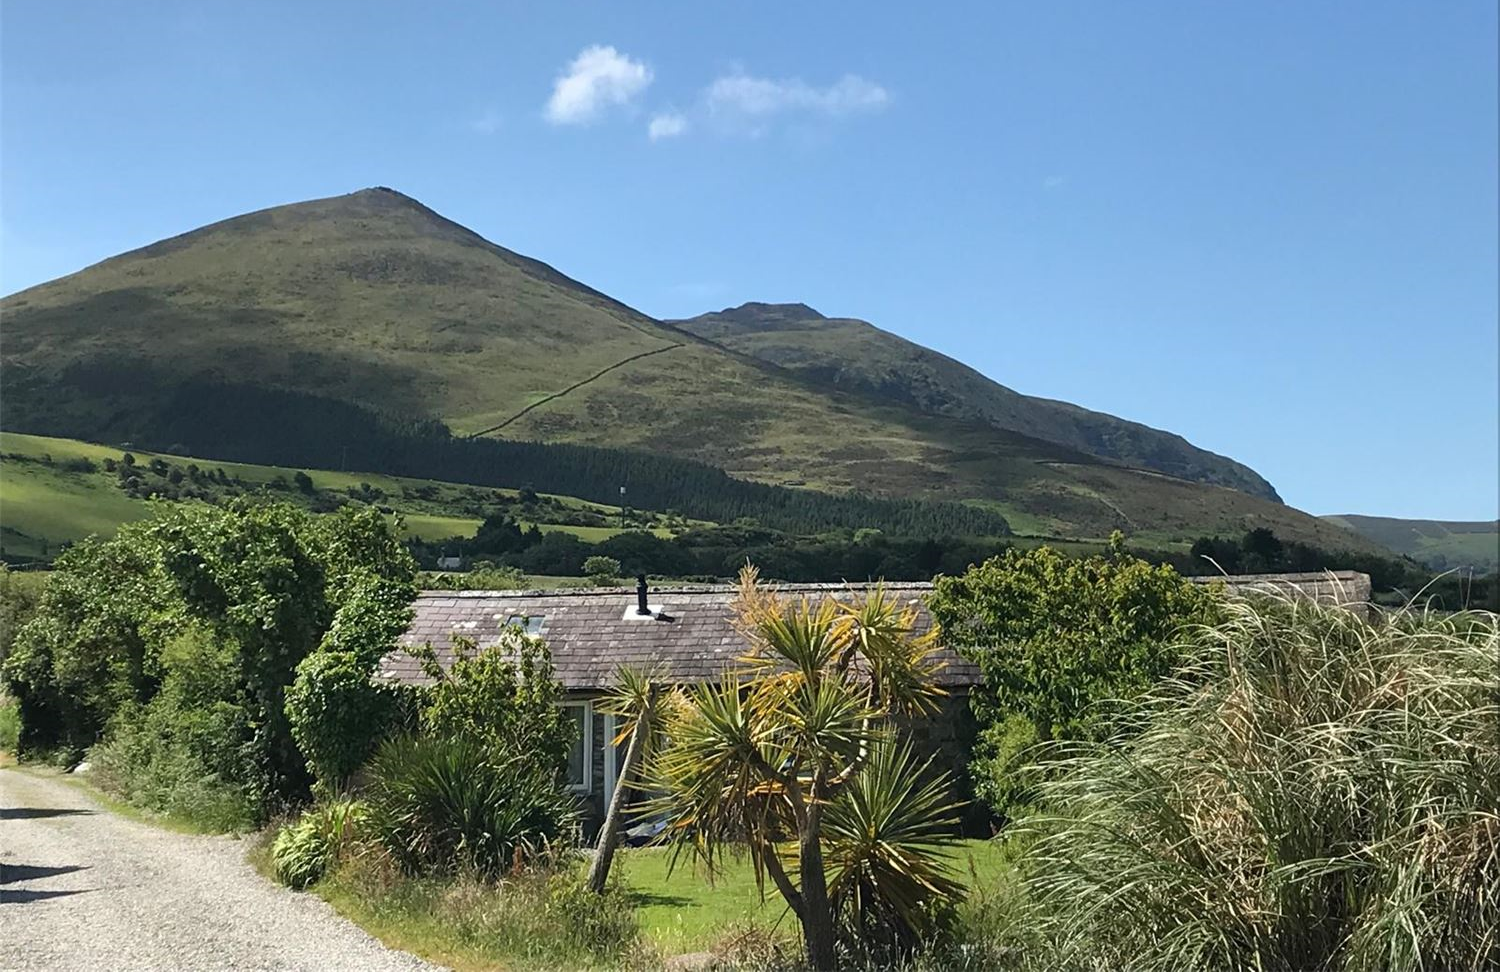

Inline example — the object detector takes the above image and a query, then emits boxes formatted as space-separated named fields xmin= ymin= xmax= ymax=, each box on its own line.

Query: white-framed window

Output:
xmin=505 ymin=614 xmax=545 ymax=636
xmin=561 ymin=700 xmax=592 ymax=793
xmin=603 ymin=712 xmax=624 ymax=807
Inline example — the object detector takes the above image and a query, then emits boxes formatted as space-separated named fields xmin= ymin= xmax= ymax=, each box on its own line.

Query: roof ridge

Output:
xmin=415 ymin=581 xmax=937 ymax=599
xmin=1188 ymin=570 xmax=1370 ymax=583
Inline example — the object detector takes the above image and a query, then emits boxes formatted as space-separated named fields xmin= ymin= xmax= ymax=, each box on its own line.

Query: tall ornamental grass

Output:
xmin=1017 ymin=595 xmax=1499 ymax=971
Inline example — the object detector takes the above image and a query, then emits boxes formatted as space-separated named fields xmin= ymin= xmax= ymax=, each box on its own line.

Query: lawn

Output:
xmin=616 ymin=838 xmax=1017 ymax=953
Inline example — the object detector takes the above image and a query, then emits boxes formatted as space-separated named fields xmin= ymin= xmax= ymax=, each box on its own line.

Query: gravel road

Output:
xmin=0 ymin=768 xmax=442 ymax=971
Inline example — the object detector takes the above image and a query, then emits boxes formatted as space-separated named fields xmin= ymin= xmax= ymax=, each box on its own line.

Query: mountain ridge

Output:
xmin=674 ymin=302 xmax=1280 ymax=501
xmin=0 ymin=188 xmax=1382 ymax=556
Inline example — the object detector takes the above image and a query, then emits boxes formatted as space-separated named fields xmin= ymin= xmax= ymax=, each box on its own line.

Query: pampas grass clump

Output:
xmin=1017 ymin=594 xmax=1499 ymax=971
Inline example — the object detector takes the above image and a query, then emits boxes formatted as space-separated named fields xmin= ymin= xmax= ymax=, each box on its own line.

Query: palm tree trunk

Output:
xmin=797 ymin=778 xmax=838 ymax=970
xmin=797 ymin=829 xmax=838 ymax=969
xmin=586 ymin=715 xmax=645 ymax=893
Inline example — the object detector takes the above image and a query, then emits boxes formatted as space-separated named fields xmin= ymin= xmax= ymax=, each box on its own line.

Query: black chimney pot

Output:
xmin=635 ymin=574 xmax=651 ymax=616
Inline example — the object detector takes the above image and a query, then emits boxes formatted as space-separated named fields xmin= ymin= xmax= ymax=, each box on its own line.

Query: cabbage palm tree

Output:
xmin=586 ymin=666 xmax=660 ymax=893
xmin=646 ymin=566 xmax=964 ymax=970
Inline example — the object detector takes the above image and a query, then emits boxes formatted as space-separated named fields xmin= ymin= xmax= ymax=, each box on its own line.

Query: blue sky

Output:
xmin=3 ymin=2 xmax=1496 ymax=520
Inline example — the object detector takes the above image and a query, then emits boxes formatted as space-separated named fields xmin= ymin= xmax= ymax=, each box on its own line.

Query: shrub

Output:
xmin=286 ymin=651 xmax=399 ymax=790
xmin=1015 ymin=597 xmax=1500 ymax=971
xmin=90 ymin=693 xmax=255 ymax=831
xmin=272 ymin=798 xmax=367 ymax=889
xmin=582 ymin=555 xmax=622 ymax=586
xmin=929 ymin=538 xmax=1220 ymax=817
xmin=365 ymin=735 xmax=577 ymax=878
xmin=415 ymin=631 xmax=572 ymax=776
xmin=0 ymin=694 xmax=19 ymax=753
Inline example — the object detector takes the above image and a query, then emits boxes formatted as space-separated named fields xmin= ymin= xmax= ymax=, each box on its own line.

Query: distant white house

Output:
xmin=435 ymin=556 xmax=463 ymax=570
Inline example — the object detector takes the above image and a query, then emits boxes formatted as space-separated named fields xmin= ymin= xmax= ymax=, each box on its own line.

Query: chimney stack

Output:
xmin=635 ymin=574 xmax=651 ymax=616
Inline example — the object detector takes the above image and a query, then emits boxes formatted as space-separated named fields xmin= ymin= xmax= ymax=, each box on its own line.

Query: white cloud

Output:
xmin=545 ymin=45 xmax=653 ymax=125
xmin=706 ymin=71 xmax=888 ymax=121
xmin=648 ymin=111 xmax=688 ymax=141
xmin=1043 ymin=175 xmax=1066 ymax=189
xmin=470 ymin=109 xmax=503 ymax=135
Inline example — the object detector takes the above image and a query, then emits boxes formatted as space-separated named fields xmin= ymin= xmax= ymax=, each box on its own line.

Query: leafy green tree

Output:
xmin=0 ymin=567 xmax=45 ymax=668
xmin=3 ymin=531 xmax=172 ymax=756
xmin=4 ymin=501 xmax=416 ymax=816
xmin=582 ymin=555 xmax=622 ymax=587
xmin=413 ymin=630 xmax=573 ymax=777
xmin=647 ymin=567 xmax=964 ymax=970
xmin=929 ymin=537 xmax=1220 ymax=816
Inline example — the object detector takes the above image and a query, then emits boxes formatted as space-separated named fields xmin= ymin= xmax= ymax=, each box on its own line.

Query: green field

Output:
xmin=0 ymin=431 xmax=686 ymax=560
xmin=1322 ymin=514 xmax=1498 ymax=571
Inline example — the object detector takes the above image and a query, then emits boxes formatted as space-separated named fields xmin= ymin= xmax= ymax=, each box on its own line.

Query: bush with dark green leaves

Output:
xmin=87 ymin=624 xmax=256 ymax=829
xmin=364 ymin=734 xmax=577 ymax=878
xmin=2 ymin=501 xmax=416 ymax=822
xmin=413 ymin=630 xmax=573 ymax=777
xmin=285 ymin=651 xmax=400 ymax=791
xmin=929 ymin=537 xmax=1221 ymax=818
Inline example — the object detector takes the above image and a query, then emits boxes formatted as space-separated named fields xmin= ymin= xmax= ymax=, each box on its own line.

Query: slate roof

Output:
xmin=381 ymin=572 xmax=1373 ymax=693
xmin=1186 ymin=569 xmax=1373 ymax=606
xmin=382 ymin=582 xmax=978 ymax=691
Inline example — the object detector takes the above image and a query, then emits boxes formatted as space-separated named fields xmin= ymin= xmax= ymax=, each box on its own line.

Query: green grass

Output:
xmin=617 ymin=839 xmax=1015 ymax=953
xmin=286 ymin=839 xmax=1020 ymax=970
xmin=0 ymin=431 xmax=686 ymax=560
xmin=0 ymin=455 xmax=152 ymax=555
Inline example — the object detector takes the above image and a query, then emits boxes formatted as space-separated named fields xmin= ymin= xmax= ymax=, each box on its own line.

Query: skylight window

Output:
xmin=504 ymin=614 xmax=545 ymax=635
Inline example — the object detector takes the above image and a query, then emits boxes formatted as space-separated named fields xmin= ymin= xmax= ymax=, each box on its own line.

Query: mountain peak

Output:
xmin=720 ymin=301 xmax=827 ymax=323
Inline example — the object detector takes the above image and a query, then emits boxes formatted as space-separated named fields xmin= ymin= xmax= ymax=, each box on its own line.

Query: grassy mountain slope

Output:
xmin=673 ymin=302 xmax=1279 ymax=500
xmin=1322 ymin=514 xmax=1499 ymax=571
xmin=0 ymin=188 xmax=1377 ymax=553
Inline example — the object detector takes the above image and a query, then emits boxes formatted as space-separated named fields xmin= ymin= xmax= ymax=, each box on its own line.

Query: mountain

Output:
xmin=0 ymin=188 xmax=1380 ymax=553
xmin=1322 ymin=515 xmax=1499 ymax=572
xmin=673 ymin=302 xmax=1279 ymax=500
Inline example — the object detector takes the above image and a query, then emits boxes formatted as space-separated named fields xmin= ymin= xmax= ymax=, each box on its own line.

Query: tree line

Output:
xmin=23 ymin=380 xmax=1012 ymax=539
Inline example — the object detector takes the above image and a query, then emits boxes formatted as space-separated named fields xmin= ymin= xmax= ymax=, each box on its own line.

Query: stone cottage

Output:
xmin=380 ymin=571 xmax=1372 ymax=828
xmin=380 ymin=580 xmax=979 ymax=827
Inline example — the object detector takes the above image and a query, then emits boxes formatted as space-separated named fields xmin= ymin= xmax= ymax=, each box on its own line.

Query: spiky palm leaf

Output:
xmin=824 ymin=738 xmax=968 ymax=947
xmin=837 ymin=584 xmax=948 ymax=716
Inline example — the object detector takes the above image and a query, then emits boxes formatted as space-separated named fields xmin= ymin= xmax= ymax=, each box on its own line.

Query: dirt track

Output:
xmin=0 ymin=768 xmax=440 ymax=971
